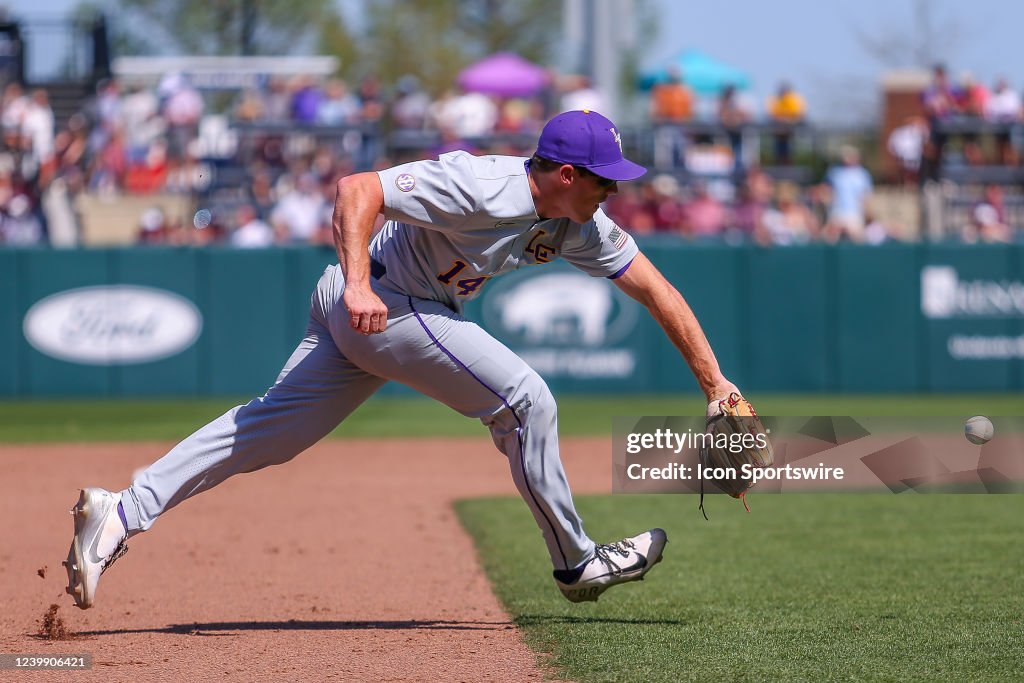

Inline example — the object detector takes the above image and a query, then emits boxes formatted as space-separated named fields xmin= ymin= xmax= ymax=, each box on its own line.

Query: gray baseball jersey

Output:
xmin=121 ymin=152 xmax=639 ymax=573
xmin=373 ymin=152 xmax=639 ymax=310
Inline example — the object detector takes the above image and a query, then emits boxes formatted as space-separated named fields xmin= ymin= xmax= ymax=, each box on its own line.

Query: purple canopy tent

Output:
xmin=456 ymin=52 xmax=550 ymax=97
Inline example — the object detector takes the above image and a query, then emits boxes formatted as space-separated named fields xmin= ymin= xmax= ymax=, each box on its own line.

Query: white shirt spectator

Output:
xmin=437 ymin=92 xmax=497 ymax=138
xmin=1 ymin=86 xmax=29 ymax=131
xmin=561 ymin=85 xmax=606 ymax=114
xmin=985 ymin=83 xmax=1022 ymax=122
xmin=887 ymin=119 xmax=928 ymax=171
xmin=231 ymin=217 xmax=276 ymax=248
xmin=20 ymin=93 xmax=55 ymax=164
xmin=271 ymin=176 xmax=326 ymax=243
xmin=121 ymin=87 xmax=164 ymax=151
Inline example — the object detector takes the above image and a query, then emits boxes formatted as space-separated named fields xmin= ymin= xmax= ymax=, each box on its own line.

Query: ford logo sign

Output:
xmin=23 ymin=285 xmax=203 ymax=365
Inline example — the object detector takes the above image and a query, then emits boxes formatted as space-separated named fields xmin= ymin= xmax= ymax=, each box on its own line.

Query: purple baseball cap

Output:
xmin=535 ymin=110 xmax=647 ymax=182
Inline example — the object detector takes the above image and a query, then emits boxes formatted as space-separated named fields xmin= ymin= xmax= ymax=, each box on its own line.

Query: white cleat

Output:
xmin=62 ymin=488 xmax=128 ymax=609
xmin=554 ymin=528 xmax=667 ymax=603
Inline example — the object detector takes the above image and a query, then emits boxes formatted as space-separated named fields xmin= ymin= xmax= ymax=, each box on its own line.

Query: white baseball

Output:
xmin=964 ymin=415 xmax=994 ymax=445
xmin=193 ymin=208 xmax=212 ymax=229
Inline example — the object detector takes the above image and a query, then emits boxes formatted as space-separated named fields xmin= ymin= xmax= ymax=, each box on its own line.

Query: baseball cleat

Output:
xmin=553 ymin=528 xmax=667 ymax=603
xmin=63 ymin=488 xmax=129 ymax=609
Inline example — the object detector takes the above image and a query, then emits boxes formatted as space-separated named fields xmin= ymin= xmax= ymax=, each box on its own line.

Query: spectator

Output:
xmin=391 ymin=75 xmax=431 ymax=130
xmin=158 ymin=73 xmax=204 ymax=161
xmin=270 ymin=173 xmax=326 ymax=244
xmin=650 ymin=66 xmax=694 ymax=123
xmin=261 ymin=77 xmax=292 ymax=123
xmin=495 ymin=97 xmax=538 ymax=134
xmin=89 ymin=128 xmax=127 ymax=194
xmin=717 ymin=84 xmax=752 ymax=171
xmin=978 ymin=183 xmax=1008 ymax=225
xmin=1 ymin=82 xmax=29 ymax=133
xmin=123 ymin=139 xmax=168 ymax=194
xmin=435 ymin=87 xmax=498 ymax=139
xmin=0 ymin=192 xmax=43 ymax=245
xmin=560 ymin=75 xmax=606 ymax=113
xmin=120 ymin=83 xmax=163 ymax=163
xmin=730 ymin=180 xmax=766 ymax=244
xmin=761 ymin=181 xmax=818 ymax=245
xmin=247 ymin=167 xmax=277 ymax=220
xmin=233 ymin=88 xmax=265 ymax=123
xmin=650 ymin=66 xmax=693 ymax=169
xmin=921 ymin=64 xmax=958 ymax=179
xmin=20 ymin=89 xmax=55 ymax=174
xmin=230 ymin=204 xmax=276 ymax=248
xmin=765 ymin=81 xmax=806 ymax=165
xmin=823 ymin=145 xmax=873 ymax=243
xmin=682 ymin=181 xmax=726 ymax=238
xmin=964 ymin=203 xmax=1012 ymax=243
xmin=356 ymin=75 xmax=385 ymax=171
xmin=805 ymin=182 xmax=831 ymax=228
xmin=136 ymin=206 xmax=169 ymax=244
xmin=956 ymin=72 xmax=988 ymax=165
xmin=956 ymin=71 xmax=988 ymax=117
xmin=85 ymin=78 xmax=121 ymax=158
xmin=356 ymin=75 xmax=385 ymax=124
xmin=604 ymin=182 xmax=656 ymax=234
xmin=648 ymin=173 xmax=686 ymax=232
xmin=887 ymin=116 xmax=929 ymax=186
xmin=985 ymin=77 xmax=1022 ymax=166
xmin=291 ymin=76 xmax=323 ymax=124
xmin=50 ymin=113 xmax=89 ymax=199
xmin=863 ymin=210 xmax=893 ymax=245
xmin=317 ymin=78 xmax=360 ymax=126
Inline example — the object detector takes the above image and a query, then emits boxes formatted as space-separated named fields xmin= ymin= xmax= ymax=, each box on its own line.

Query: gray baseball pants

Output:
xmin=120 ymin=264 xmax=596 ymax=571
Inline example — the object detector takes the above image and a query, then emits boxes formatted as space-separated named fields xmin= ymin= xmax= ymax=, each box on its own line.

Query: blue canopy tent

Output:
xmin=639 ymin=49 xmax=751 ymax=94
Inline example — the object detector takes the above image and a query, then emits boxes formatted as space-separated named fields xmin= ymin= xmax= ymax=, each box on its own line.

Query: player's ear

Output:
xmin=558 ymin=164 xmax=576 ymax=186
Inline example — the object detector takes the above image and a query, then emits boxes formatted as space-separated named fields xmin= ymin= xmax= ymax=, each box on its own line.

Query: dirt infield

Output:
xmin=0 ymin=437 xmax=610 ymax=682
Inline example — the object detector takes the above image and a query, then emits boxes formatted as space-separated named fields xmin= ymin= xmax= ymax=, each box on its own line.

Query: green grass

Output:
xmin=456 ymin=494 xmax=1024 ymax=682
xmin=0 ymin=394 xmax=1021 ymax=442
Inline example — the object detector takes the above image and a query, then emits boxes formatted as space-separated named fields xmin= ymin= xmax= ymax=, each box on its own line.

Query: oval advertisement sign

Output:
xmin=23 ymin=285 xmax=203 ymax=365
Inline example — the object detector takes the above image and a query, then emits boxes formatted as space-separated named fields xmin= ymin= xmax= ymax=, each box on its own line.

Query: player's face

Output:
xmin=571 ymin=167 xmax=618 ymax=222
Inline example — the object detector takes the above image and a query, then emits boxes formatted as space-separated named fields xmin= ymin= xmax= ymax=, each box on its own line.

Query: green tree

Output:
xmin=99 ymin=0 xmax=344 ymax=56
xmin=332 ymin=0 xmax=561 ymax=96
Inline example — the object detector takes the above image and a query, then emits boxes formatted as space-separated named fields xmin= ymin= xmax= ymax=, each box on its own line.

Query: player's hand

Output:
xmin=705 ymin=381 xmax=741 ymax=416
xmin=343 ymin=286 xmax=389 ymax=335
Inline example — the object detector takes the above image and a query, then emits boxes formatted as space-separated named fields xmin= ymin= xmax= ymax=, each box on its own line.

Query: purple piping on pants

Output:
xmin=407 ymin=296 xmax=569 ymax=569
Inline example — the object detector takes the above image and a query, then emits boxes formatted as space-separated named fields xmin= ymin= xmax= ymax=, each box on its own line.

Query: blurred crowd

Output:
xmin=604 ymin=146 xmax=891 ymax=246
xmin=1 ymin=62 xmax=1022 ymax=248
xmin=888 ymin=63 xmax=1024 ymax=185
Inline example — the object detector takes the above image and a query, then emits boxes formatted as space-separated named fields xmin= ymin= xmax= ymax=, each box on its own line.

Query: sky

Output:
xmin=15 ymin=0 xmax=1024 ymax=124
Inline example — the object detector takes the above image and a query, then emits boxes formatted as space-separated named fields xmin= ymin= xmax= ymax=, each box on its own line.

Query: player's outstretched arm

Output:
xmin=612 ymin=252 xmax=738 ymax=401
xmin=334 ymin=173 xmax=389 ymax=334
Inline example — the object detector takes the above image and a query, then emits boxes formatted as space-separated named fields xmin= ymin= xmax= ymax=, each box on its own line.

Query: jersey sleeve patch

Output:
xmin=609 ymin=225 xmax=629 ymax=250
xmin=395 ymin=173 xmax=416 ymax=192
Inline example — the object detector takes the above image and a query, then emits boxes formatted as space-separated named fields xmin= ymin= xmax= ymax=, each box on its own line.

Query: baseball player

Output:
xmin=64 ymin=110 xmax=742 ymax=608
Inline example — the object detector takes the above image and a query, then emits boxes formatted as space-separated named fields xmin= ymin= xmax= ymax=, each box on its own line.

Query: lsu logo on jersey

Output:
xmin=525 ymin=230 xmax=557 ymax=263
xmin=395 ymin=173 xmax=416 ymax=192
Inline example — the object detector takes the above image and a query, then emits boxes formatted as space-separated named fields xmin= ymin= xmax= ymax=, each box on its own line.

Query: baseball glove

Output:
xmin=698 ymin=392 xmax=774 ymax=519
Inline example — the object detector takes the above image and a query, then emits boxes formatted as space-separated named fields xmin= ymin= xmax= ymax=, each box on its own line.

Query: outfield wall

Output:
xmin=1 ymin=243 xmax=1021 ymax=397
